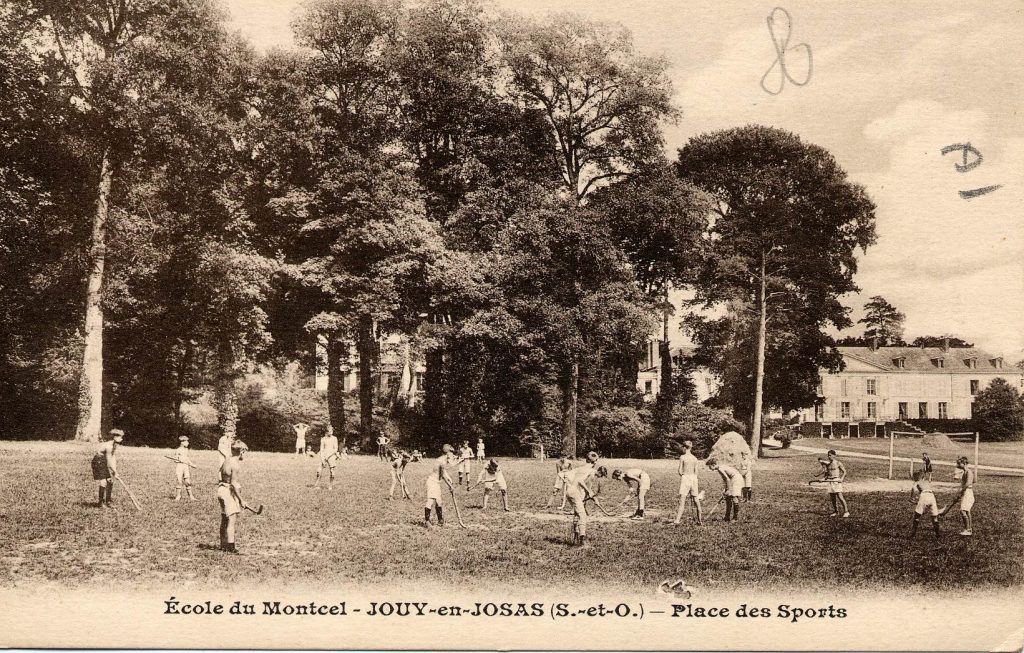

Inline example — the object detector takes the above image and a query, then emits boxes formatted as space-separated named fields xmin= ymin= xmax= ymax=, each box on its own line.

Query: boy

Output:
xmin=424 ymin=444 xmax=457 ymax=527
xmin=91 ymin=429 xmax=124 ymax=507
xmin=217 ymin=431 xmax=235 ymax=465
xmin=387 ymin=449 xmax=415 ymax=500
xmin=674 ymin=440 xmax=703 ymax=525
xmin=562 ymin=452 xmax=601 ymax=546
xmin=457 ymin=441 xmax=474 ymax=489
xmin=293 ymin=422 xmax=310 ymax=456
xmin=545 ymin=457 xmax=574 ymax=509
xmin=952 ymin=456 xmax=975 ymax=536
xmin=921 ymin=452 xmax=933 ymax=480
xmin=706 ymin=458 xmax=743 ymax=522
xmin=909 ymin=470 xmax=940 ymax=539
xmin=610 ymin=468 xmax=651 ymax=520
xmin=739 ymin=450 xmax=754 ymax=502
xmin=471 ymin=459 xmax=510 ymax=511
xmin=824 ymin=449 xmax=850 ymax=518
xmin=376 ymin=435 xmax=390 ymax=460
xmin=172 ymin=435 xmax=197 ymax=501
xmin=476 ymin=437 xmax=485 ymax=460
xmin=315 ymin=427 xmax=340 ymax=489
xmin=217 ymin=440 xmax=248 ymax=553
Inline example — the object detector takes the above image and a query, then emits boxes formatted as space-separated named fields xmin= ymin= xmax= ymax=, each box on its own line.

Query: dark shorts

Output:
xmin=91 ymin=454 xmax=111 ymax=480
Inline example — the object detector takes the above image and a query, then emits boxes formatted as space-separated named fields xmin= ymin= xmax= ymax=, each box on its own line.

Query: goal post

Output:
xmin=886 ymin=431 xmax=978 ymax=480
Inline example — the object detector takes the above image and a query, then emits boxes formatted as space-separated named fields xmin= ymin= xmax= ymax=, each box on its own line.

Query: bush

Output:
xmin=235 ymin=363 xmax=329 ymax=452
xmin=579 ymin=406 xmax=650 ymax=458
xmin=972 ymin=378 xmax=1024 ymax=442
xmin=664 ymin=403 xmax=745 ymax=458
xmin=904 ymin=419 xmax=975 ymax=435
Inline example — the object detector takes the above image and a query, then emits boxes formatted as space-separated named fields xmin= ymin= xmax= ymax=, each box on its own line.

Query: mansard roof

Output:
xmin=838 ymin=346 xmax=1009 ymax=373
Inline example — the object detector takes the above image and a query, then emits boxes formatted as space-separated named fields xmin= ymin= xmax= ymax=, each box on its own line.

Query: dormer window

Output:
xmin=893 ymin=357 xmax=906 ymax=369
xmin=991 ymin=357 xmax=1003 ymax=369
xmin=932 ymin=358 xmax=945 ymax=369
xmin=964 ymin=358 xmax=977 ymax=369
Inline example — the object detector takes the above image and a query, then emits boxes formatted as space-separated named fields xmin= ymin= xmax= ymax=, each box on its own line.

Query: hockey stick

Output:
xmin=587 ymin=496 xmax=615 ymax=517
xmin=243 ymin=502 xmax=264 ymax=515
xmin=163 ymin=455 xmax=199 ymax=469
xmin=115 ymin=476 xmax=143 ymax=511
xmin=705 ymin=494 xmax=725 ymax=519
xmin=448 ymin=485 xmax=467 ymax=528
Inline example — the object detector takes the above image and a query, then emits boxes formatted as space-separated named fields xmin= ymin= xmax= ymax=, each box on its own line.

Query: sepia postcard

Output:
xmin=1 ymin=0 xmax=1021 ymax=650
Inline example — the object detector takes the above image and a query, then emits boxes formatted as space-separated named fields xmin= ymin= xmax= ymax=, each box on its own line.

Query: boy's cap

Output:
xmin=442 ymin=444 xmax=454 ymax=454
xmin=179 ymin=435 xmax=189 ymax=442
xmin=109 ymin=429 xmax=125 ymax=439
xmin=682 ymin=440 xmax=693 ymax=448
xmin=586 ymin=451 xmax=599 ymax=463
xmin=827 ymin=449 xmax=837 ymax=456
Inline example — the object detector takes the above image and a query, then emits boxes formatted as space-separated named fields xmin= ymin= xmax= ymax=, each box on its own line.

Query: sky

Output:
xmin=222 ymin=0 xmax=1024 ymax=359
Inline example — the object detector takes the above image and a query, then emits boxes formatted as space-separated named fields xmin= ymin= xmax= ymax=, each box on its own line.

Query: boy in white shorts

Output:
xmin=611 ymin=468 xmax=651 ymax=520
xmin=471 ymin=459 xmax=510 ymax=511
xmin=315 ymin=428 xmax=339 ymax=489
xmin=563 ymin=452 xmax=601 ymax=546
xmin=424 ymin=444 xmax=457 ymax=527
xmin=217 ymin=440 xmax=248 ymax=553
xmin=674 ymin=441 xmax=703 ymax=525
xmin=293 ymin=422 xmax=310 ymax=456
xmin=824 ymin=450 xmax=849 ymax=518
xmin=172 ymin=435 xmax=197 ymax=501
xmin=457 ymin=441 xmax=474 ymax=489
xmin=953 ymin=456 xmax=975 ymax=536
xmin=909 ymin=470 xmax=940 ymax=539
xmin=706 ymin=458 xmax=743 ymax=522
xmin=739 ymin=451 xmax=753 ymax=502
xmin=545 ymin=457 xmax=574 ymax=509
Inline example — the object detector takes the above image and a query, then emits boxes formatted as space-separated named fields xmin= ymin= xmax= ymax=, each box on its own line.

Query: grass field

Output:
xmin=1 ymin=440 xmax=1022 ymax=594
xmin=797 ymin=436 xmax=1024 ymax=471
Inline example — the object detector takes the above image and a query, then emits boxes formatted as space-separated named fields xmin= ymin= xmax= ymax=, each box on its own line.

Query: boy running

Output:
xmin=909 ymin=470 xmax=940 ymax=539
xmin=545 ymin=457 xmax=574 ymax=509
xmin=315 ymin=427 xmax=340 ymax=489
xmin=824 ymin=449 xmax=850 ymax=518
xmin=424 ymin=444 xmax=457 ymax=527
xmin=293 ymin=422 xmax=310 ymax=456
xmin=952 ymin=456 xmax=975 ymax=536
xmin=457 ymin=441 xmax=474 ymax=489
xmin=706 ymin=458 xmax=743 ymax=522
xmin=674 ymin=440 xmax=703 ymax=525
xmin=172 ymin=435 xmax=197 ymax=501
xmin=611 ymin=468 xmax=651 ymax=520
xmin=217 ymin=440 xmax=248 ymax=553
xmin=471 ymin=459 xmax=510 ymax=511
xmin=91 ymin=429 xmax=124 ymax=508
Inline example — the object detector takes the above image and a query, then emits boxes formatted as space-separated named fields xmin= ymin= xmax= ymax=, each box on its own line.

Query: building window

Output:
xmin=938 ymin=402 xmax=948 ymax=419
xmin=867 ymin=402 xmax=877 ymax=418
xmin=918 ymin=402 xmax=928 ymax=419
xmin=866 ymin=378 xmax=877 ymax=395
xmin=970 ymin=380 xmax=979 ymax=395
xmin=991 ymin=358 xmax=1003 ymax=369
xmin=841 ymin=379 xmax=848 ymax=396
xmin=965 ymin=358 xmax=977 ymax=369
xmin=644 ymin=380 xmax=653 ymax=395
xmin=815 ymin=403 xmax=824 ymax=421
xmin=415 ymin=372 xmax=425 ymax=391
xmin=898 ymin=402 xmax=908 ymax=420
xmin=840 ymin=402 xmax=851 ymax=419
xmin=932 ymin=358 xmax=944 ymax=369
xmin=893 ymin=358 xmax=905 ymax=369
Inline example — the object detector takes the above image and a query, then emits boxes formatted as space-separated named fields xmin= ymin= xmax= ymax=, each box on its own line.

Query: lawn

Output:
xmin=1 ymin=440 xmax=1022 ymax=594
xmin=796 ymin=436 xmax=1024 ymax=471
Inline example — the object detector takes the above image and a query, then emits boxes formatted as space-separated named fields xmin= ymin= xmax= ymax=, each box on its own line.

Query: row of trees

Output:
xmin=0 ymin=0 xmax=877 ymax=456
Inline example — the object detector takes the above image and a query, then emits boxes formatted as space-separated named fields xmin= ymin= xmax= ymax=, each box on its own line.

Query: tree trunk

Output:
xmin=751 ymin=253 xmax=768 ymax=458
xmin=214 ymin=338 xmax=238 ymax=439
xmin=326 ymin=336 xmax=348 ymax=447
xmin=357 ymin=316 xmax=376 ymax=443
xmin=423 ymin=347 xmax=445 ymax=439
xmin=560 ymin=360 xmax=578 ymax=458
xmin=173 ymin=339 xmax=193 ymax=433
xmin=75 ymin=148 xmax=113 ymax=442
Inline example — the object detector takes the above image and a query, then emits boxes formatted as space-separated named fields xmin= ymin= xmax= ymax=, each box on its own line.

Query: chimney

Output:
xmin=869 ymin=335 xmax=879 ymax=351
xmin=942 ymin=336 xmax=950 ymax=352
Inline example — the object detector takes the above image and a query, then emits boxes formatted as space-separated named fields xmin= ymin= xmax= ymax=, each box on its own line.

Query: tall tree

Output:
xmin=29 ymin=0 xmax=179 ymax=441
xmin=499 ymin=12 xmax=675 ymax=455
xmin=972 ymin=378 xmax=1024 ymax=442
xmin=857 ymin=295 xmax=905 ymax=345
xmin=677 ymin=126 xmax=876 ymax=455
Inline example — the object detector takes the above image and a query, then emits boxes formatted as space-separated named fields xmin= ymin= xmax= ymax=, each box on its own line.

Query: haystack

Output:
xmin=921 ymin=432 xmax=959 ymax=450
xmin=708 ymin=431 xmax=751 ymax=468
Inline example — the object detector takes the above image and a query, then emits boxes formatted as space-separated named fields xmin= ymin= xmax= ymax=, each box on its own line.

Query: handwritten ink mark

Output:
xmin=959 ymin=185 xmax=1002 ymax=199
xmin=940 ymin=142 xmax=983 ymax=172
xmin=760 ymin=7 xmax=812 ymax=96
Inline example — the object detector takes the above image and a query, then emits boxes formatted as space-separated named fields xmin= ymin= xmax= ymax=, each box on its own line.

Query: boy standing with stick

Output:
xmin=315 ymin=427 xmax=339 ymax=489
xmin=909 ymin=470 xmax=940 ymax=539
xmin=217 ymin=440 xmax=248 ymax=553
xmin=610 ymin=468 xmax=651 ymax=520
xmin=172 ymin=435 xmax=197 ymax=501
xmin=91 ymin=429 xmax=124 ymax=508
xmin=824 ymin=449 xmax=850 ymax=518
xmin=951 ymin=456 xmax=975 ymax=536
xmin=545 ymin=457 xmax=574 ymax=509
xmin=706 ymin=458 xmax=743 ymax=522
xmin=471 ymin=459 xmax=510 ymax=511
xmin=562 ymin=452 xmax=601 ymax=546
xmin=674 ymin=441 xmax=703 ymax=525
xmin=424 ymin=444 xmax=457 ymax=527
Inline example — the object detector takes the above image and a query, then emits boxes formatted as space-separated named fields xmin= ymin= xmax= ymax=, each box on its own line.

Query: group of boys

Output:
xmin=909 ymin=455 xmax=976 ymax=538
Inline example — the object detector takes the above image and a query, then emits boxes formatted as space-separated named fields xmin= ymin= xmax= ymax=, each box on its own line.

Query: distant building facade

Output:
xmin=314 ymin=333 xmax=425 ymax=405
xmin=637 ymin=338 xmax=717 ymax=403
xmin=798 ymin=343 xmax=1022 ymax=425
